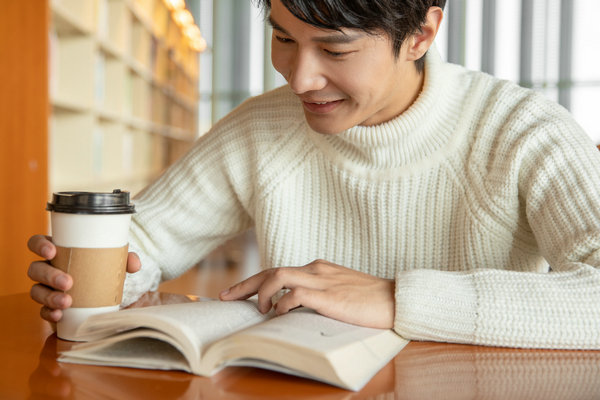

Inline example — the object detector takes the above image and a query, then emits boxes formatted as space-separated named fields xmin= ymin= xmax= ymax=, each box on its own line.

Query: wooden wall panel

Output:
xmin=0 ymin=1 xmax=49 ymax=295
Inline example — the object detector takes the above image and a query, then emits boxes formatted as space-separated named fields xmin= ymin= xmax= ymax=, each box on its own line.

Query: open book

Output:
xmin=59 ymin=300 xmax=408 ymax=391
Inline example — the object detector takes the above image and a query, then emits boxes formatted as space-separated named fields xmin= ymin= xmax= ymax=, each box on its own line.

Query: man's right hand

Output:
xmin=27 ymin=235 xmax=141 ymax=323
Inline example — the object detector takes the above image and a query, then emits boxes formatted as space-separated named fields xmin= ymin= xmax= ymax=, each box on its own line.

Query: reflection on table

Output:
xmin=24 ymin=293 xmax=600 ymax=400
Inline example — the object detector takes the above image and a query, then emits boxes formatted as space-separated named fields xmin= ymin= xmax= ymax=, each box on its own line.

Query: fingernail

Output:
xmin=219 ymin=289 xmax=230 ymax=297
xmin=55 ymin=275 xmax=68 ymax=290
xmin=260 ymin=303 xmax=270 ymax=314
xmin=41 ymin=246 xmax=52 ymax=259
xmin=52 ymin=293 xmax=67 ymax=308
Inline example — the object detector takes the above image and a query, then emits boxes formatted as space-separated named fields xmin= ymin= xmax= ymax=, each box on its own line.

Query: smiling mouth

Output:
xmin=302 ymin=99 xmax=343 ymax=114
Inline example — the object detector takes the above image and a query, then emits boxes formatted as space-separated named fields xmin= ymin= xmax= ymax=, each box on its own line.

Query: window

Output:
xmin=194 ymin=0 xmax=600 ymax=142
xmin=440 ymin=0 xmax=600 ymax=142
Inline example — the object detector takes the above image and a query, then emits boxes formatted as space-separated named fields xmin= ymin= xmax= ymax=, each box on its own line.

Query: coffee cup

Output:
xmin=46 ymin=189 xmax=135 ymax=341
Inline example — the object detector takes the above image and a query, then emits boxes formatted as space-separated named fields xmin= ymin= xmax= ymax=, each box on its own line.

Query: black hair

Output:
xmin=255 ymin=0 xmax=446 ymax=72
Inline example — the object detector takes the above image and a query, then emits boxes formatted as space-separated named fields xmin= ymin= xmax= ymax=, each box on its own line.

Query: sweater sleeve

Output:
xmin=393 ymin=97 xmax=600 ymax=349
xmin=120 ymin=86 xmax=301 ymax=306
xmin=121 ymin=111 xmax=259 ymax=305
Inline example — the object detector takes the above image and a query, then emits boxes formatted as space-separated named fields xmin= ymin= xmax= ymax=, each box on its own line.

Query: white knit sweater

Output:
xmin=123 ymin=49 xmax=600 ymax=349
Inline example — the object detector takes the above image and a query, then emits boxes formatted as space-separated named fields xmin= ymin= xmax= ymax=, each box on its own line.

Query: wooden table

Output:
xmin=3 ymin=267 xmax=600 ymax=399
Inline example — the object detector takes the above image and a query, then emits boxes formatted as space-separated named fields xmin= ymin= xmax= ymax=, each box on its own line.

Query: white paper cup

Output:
xmin=47 ymin=190 xmax=135 ymax=341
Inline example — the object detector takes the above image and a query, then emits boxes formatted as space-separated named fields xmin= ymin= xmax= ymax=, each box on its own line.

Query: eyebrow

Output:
xmin=268 ymin=15 xmax=361 ymax=44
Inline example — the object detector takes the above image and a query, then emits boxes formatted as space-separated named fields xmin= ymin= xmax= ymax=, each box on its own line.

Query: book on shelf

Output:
xmin=59 ymin=299 xmax=408 ymax=391
xmin=96 ymin=0 xmax=108 ymax=40
xmin=94 ymin=53 xmax=105 ymax=108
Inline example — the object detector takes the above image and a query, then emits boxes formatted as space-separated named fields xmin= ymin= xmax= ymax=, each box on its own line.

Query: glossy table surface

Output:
xmin=2 ymin=291 xmax=600 ymax=399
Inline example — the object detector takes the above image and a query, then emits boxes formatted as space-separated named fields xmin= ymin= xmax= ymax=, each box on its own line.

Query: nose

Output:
xmin=286 ymin=51 xmax=327 ymax=94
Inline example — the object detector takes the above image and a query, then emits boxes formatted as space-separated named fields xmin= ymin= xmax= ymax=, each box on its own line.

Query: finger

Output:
xmin=30 ymin=283 xmax=72 ymax=310
xmin=220 ymin=265 xmax=333 ymax=312
xmin=127 ymin=252 xmax=141 ymax=273
xmin=220 ymin=268 xmax=290 ymax=312
xmin=40 ymin=305 xmax=64 ymax=323
xmin=28 ymin=261 xmax=72 ymax=291
xmin=219 ymin=270 xmax=271 ymax=301
xmin=27 ymin=235 xmax=56 ymax=259
xmin=254 ymin=268 xmax=295 ymax=312
xmin=273 ymin=288 xmax=357 ymax=325
xmin=274 ymin=287 xmax=323 ymax=315
xmin=255 ymin=267 xmax=331 ymax=313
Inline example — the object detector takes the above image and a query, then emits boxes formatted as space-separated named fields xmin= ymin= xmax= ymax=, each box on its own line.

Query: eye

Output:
xmin=324 ymin=49 xmax=353 ymax=58
xmin=275 ymin=35 xmax=294 ymax=44
xmin=324 ymin=49 xmax=347 ymax=57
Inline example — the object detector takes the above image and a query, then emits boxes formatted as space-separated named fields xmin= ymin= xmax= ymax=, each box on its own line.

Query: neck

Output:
xmin=305 ymin=47 xmax=466 ymax=173
xmin=399 ymin=67 xmax=425 ymax=116
xmin=361 ymin=63 xmax=425 ymax=128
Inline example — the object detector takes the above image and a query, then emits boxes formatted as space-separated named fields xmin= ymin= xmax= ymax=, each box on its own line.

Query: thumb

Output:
xmin=127 ymin=252 xmax=141 ymax=273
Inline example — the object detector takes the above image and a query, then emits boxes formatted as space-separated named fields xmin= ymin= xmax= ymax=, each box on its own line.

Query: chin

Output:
xmin=305 ymin=116 xmax=348 ymax=135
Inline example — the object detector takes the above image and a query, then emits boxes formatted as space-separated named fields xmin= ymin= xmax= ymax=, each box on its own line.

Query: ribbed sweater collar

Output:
xmin=306 ymin=46 xmax=465 ymax=175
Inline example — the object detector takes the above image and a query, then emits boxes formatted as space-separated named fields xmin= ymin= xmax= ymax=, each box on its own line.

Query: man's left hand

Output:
xmin=219 ymin=259 xmax=394 ymax=329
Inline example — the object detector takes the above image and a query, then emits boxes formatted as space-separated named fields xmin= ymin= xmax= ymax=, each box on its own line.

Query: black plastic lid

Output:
xmin=46 ymin=189 xmax=136 ymax=215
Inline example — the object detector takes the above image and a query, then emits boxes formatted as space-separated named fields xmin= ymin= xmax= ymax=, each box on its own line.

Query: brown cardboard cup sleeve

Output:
xmin=51 ymin=245 xmax=128 ymax=307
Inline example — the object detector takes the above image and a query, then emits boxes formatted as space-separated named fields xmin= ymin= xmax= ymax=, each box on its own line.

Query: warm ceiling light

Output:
xmin=164 ymin=0 xmax=185 ymax=10
xmin=184 ymin=24 xmax=201 ymax=39
xmin=184 ymin=25 xmax=206 ymax=52
xmin=189 ymin=36 xmax=207 ymax=53
xmin=173 ymin=9 xmax=194 ymax=27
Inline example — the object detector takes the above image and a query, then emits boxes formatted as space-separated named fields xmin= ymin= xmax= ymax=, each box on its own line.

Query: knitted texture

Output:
xmin=123 ymin=48 xmax=600 ymax=349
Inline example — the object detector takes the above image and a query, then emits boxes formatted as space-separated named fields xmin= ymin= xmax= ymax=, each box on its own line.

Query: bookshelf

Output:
xmin=0 ymin=0 xmax=50 ymax=296
xmin=49 ymin=0 xmax=202 ymax=195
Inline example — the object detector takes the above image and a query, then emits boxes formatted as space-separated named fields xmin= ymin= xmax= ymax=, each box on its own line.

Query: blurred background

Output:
xmin=198 ymin=0 xmax=599 ymax=141
xmin=1 ymin=0 xmax=598 ymax=295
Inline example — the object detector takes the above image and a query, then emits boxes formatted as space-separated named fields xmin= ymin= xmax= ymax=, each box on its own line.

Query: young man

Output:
xmin=28 ymin=0 xmax=600 ymax=349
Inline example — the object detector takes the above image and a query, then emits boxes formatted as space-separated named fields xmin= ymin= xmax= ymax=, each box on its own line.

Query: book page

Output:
xmin=73 ymin=300 xmax=270 ymax=368
xmin=215 ymin=308 xmax=408 ymax=390
xmin=61 ymin=329 xmax=191 ymax=372
xmin=237 ymin=308 xmax=403 ymax=354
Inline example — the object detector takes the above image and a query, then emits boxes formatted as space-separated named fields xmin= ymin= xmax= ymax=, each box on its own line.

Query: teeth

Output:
xmin=313 ymin=102 xmax=328 ymax=104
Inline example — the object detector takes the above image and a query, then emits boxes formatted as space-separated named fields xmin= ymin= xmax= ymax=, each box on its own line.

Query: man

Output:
xmin=28 ymin=0 xmax=600 ymax=348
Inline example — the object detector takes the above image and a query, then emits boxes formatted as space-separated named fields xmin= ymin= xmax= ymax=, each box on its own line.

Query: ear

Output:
xmin=405 ymin=7 xmax=444 ymax=61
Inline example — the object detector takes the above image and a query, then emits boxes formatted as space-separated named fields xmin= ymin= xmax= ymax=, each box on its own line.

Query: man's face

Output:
xmin=270 ymin=0 xmax=424 ymax=134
